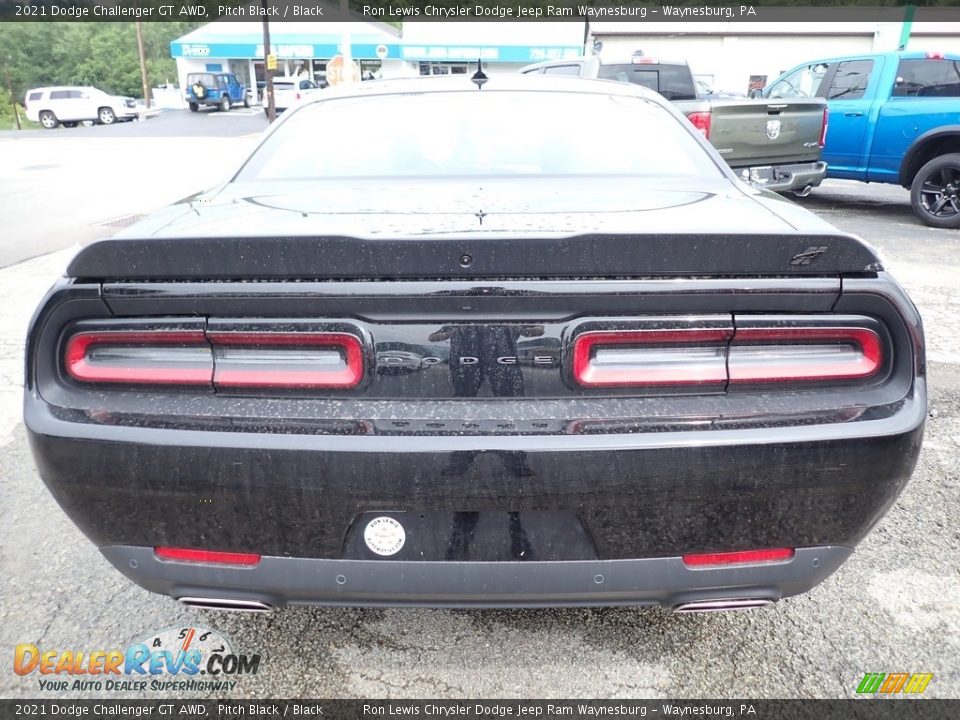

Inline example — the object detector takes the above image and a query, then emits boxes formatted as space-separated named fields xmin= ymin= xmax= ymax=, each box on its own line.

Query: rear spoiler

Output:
xmin=67 ymin=233 xmax=882 ymax=281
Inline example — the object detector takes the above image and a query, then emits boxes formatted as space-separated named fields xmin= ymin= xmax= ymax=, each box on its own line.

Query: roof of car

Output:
xmin=302 ymin=73 xmax=664 ymax=104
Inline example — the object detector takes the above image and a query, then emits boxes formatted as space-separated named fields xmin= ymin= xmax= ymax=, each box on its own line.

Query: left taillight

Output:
xmin=64 ymin=330 xmax=213 ymax=386
xmin=208 ymin=332 xmax=364 ymax=390
xmin=686 ymin=111 xmax=712 ymax=140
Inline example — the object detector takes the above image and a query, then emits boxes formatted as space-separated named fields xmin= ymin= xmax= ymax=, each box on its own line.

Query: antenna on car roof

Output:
xmin=471 ymin=60 xmax=488 ymax=90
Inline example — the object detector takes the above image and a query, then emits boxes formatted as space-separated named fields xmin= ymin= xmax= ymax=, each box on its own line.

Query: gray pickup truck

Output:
xmin=522 ymin=54 xmax=828 ymax=195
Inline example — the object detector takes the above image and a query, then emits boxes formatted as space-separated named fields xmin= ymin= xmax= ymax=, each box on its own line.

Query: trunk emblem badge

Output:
xmin=766 ymin=120 xmax=782 ymax=140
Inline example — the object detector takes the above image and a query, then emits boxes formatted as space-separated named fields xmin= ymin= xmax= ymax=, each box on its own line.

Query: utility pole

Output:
xmin=135 ymin=21 xmax=151 ymax=109
xmin=4 ymin=60 xmax=20 ymax=131
xmin=262 ymin=0 xmax=276 ymax=122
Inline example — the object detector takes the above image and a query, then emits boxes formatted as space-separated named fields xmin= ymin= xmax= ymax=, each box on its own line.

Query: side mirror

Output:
xmin=748 ymin=88 xmax=763 ymax=99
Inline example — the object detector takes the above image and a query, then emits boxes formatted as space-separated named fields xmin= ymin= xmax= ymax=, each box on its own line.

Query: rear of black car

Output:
xmin=23 ymin=79 xmax=925 ymax=611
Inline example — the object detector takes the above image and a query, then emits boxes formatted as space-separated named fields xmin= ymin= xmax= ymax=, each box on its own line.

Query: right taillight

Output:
xmin=728 ymin=326 xmax=883 ymax=384
xmin=819 ymin=107 xmax=829 ymax=149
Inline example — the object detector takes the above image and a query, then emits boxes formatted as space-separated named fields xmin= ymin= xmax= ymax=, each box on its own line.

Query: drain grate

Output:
xmin=100 ymin=213 xmax=147 ymax=228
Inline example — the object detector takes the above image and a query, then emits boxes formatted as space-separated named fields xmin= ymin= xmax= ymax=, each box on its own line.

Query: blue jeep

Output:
xmin=762 ymin=51 xmax=960 ymax=228
xmin=185 ymin=72 xmax=249 ymax=112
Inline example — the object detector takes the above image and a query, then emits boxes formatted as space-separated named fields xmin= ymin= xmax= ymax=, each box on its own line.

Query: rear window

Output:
xmin=27 ymin=91 xmax=43 ymax=101
xmin=893 ymin=58 xmax=960 ymax=97
xmin=188 ymin=74 xmax=216 ymax=87
xmin=597 ymin=64 xmax=696 ymax=101
xmin=236 ymin=91 xmax=720 ymax=181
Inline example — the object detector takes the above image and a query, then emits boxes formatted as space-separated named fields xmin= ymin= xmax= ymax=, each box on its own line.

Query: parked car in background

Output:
xmin=695 ymin=79 xmax=746 ymax=99
xmin=270 ymin=77 xmax=323 ymax=115
xmin=185 ymin=72 xmax=249 ymax=112
xmin=26 ymin=75 xmax=924 ymax=612
xmin=24 ymin=86 xmax=137 ymax=129
xmin=521 ymin=53 xmax=828 ymax=196
xmin=761 ymin=51 xmax=960 ymax=227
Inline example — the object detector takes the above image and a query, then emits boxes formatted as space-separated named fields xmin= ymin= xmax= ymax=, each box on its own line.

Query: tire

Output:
xmin=39 ymin=111 xmax=59 ymax=129
xmin=910 ymin=153 xmax=960 ymax=229
xmin=189 ymin=102 xmax=199 ymax=113
xmin=219 ymin=95 xmax=231 ymax=112
xmin=98 ymin=107 xmax=116 ymax=125
xmin=243 ymin=96 xmax=250 ymax=109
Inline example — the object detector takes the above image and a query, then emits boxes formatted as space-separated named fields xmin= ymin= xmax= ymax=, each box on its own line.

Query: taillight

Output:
xmin=728 ymin=327 xmax=882 ymax=384
xmin=819 ymin=107 xmax=829 ymax=149
xmin=155 ymin=547 xmax=261 ymax=567
xmin=683 ymin=548 xmax=795 ymax=568
xmin=208 ymin=332 xmax=363 ymax=389
xmin=64 ymin=330 xmax=212 ymax=385
xmin=572 ymin=329 xmax=732 ymax=388
xmin=686 ymin=111 xmax=712 ymax=140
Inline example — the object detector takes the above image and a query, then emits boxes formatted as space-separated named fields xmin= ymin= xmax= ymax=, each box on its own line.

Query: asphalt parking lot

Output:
xmin=0 ymin=120 xmax=958 ymax=699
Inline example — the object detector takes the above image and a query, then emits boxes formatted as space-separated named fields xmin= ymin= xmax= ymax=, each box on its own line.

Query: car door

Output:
xmin=820 ymin=58 xmax=880 ymax=175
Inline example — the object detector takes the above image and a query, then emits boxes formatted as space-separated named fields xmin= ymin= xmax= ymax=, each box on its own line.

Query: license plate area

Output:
xmin=343 ymin=511 xmax=598 ymax=561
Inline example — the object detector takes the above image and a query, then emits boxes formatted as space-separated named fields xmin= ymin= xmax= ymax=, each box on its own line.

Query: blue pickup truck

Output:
xmin=762 ymin=51 xmax=960 ymax=228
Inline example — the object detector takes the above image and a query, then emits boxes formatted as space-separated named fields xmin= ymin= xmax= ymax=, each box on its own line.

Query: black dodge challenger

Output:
xmin=25 ymin=75 xmax=925 ymax=612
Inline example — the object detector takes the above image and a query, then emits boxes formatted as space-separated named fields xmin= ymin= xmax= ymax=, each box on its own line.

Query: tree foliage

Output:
xmin=0 ymin=22 xmax=203 ymax=102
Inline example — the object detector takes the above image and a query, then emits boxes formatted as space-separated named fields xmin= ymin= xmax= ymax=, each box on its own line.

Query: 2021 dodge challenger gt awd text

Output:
xmin=25 ymin=76 xmax=925 ymax=612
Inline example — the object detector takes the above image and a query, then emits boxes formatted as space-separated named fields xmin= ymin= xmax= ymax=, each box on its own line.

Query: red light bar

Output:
xmin=728 ymin=327 xmax=882 ymax=383
xmin=686 ymin=111 xmax=712 ymax=140
xmin=64 ymin=330 xmax=212 ymax=385
xmin=819 ymin=107 xmax=829 ymax=148
xmin=209 ymin=332 xmax=364 ymax=389
xmin=572 ymin=328 xmax=732 ymax=388
xmin=683 ymin=548 xmax=795 ymax=568
xmin=154 ymin=547 xmax=261 ymax=566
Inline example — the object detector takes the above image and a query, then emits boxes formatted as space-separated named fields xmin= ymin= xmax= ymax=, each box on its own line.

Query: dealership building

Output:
xmin=170 ymin=19 xmax=960 ymax=101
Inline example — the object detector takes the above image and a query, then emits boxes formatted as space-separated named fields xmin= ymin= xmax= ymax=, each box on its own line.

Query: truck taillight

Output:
xmin=728 ymin=327 xmax=882 ymax=384
xmin=819 ymin=107 xmax=829 ymax=149
xmin=64 ymin=330 xmax=212 ymax=385
xmin=572 ymin=329 xmax=732 ymax=388
xmin=208 ymin=332 xmax=363 ymax=389
xmin=686 ymin=111 xmax=711 ymax=140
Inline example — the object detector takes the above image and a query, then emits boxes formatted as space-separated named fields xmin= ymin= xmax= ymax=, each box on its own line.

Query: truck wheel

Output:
xmin=189 ymin=102 xmax=199 ymax=113
xmin=220 ymin=95 xmax=231 ymax=112
xmin=39 ymin=111 xmax=59 ymax=129
xmin=911 ymin=153 xmax=960 ymax=229
xmin=98 ymin=107 xmax=116 ymax=125
xmin=243 ymin=96 xmax=250 ymax=108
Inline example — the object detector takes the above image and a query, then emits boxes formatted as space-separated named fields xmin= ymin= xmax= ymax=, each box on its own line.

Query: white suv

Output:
xmin=24 ymin=86 xmax=138 ymax=129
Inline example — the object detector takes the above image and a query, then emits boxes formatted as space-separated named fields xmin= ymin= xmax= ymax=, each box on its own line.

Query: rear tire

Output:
xmin=220 ymin=95 xmax=231 ymax=112
xmin=243 ymin=96 xmax=250 ymax=108
xmin=98 ymin=107 xmax=116 ymax=125
xmin=910 ymin=153 xmax=960 ymax=229
xmin=39 ymin=111 xmax=58 ymax=129
xmin=189 ymin=102 xmax=199 ymax=113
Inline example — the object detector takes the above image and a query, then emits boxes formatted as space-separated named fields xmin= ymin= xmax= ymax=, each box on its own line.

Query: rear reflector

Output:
xmin=64 ymin=330 xmax=212 ymax=385
xmin=572 ymin=329 xmax=732 ymax=388
xmin=154 ymin=547 xmax=261 ymax=567
xmin=686 ymin=111 xmax=712 ymax=140
xmin=728 ymin=327 xmax=882 ymax=383
xmin=683 ymin=548 xmax=795 ymax=568
xmin=208 ymin=332 xmax=363 ymax=389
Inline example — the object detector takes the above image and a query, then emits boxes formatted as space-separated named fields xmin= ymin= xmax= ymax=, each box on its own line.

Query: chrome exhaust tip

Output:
xmin=178 ymin=596 xmax=273 ymax=613
xmin=792 ymin=185 xmax=814 ymax=198
xmin=672 ymin=598 xmax=775 ymax=614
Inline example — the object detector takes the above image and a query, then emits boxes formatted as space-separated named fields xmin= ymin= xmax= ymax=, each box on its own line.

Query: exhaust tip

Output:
xmin=792 ymin=185 xmax=814 ymax=198
xmin=178 ymin=596 xmax=273 ymax=613
xmin=672 ymin=598 xmax=775 ymax=614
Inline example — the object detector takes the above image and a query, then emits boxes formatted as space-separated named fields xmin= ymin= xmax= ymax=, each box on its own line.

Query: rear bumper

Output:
xmin=101 ymin=545 xmax=852 ymax=609
xmin=737 ymin=161 xmax=828 ymax=192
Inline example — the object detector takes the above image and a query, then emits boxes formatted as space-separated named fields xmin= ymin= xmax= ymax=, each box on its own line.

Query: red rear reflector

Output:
xmin=572 ymin=329 xmax=732 ymax=388
xmin=819 ymin=107 xmax=829 ymax=148
xmin=728 ymin=327 xmax=882 ymax=383
xmin=683 ymin=548 xmax=795 ymax=568
xmin=64 ymin=330 xmax=212 ymax=385
xmin=686 ymin=111 xmax=712 ymax=140
xmin=208 ymin=332 xmax=364 ymax=389
xmin=154 ymin=547 xmax=261 ymax=566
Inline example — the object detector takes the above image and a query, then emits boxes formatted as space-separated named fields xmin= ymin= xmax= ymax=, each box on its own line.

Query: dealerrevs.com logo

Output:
xmin=14 ymin=626 xmax=262 ymax=693
xmin=856 ymin=672 xmax=933 ymax=695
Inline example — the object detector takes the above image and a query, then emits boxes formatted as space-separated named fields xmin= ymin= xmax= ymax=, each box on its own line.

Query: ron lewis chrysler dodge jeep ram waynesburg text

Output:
xmin=25 ymin=75 xmax=925 ymax=613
